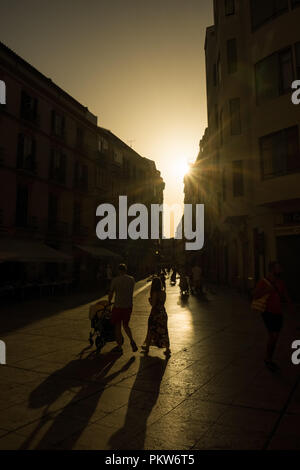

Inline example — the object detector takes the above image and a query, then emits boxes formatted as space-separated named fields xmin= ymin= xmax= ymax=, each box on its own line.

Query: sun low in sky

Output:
xmin=171 ymin=158 xmax=190 ymax=180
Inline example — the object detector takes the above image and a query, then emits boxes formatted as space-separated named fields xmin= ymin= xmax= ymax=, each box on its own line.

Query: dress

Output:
xmin=148 ymin=291 xmax=170 ymax=348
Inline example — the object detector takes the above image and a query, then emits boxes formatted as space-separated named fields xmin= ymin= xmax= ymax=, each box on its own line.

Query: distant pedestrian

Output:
xmin=252 ymin=261 xmax=296 ymax=372
xmin=191 ymin=264 xmax=203 ymax=295
xmin=108 ymin=264 xmax=138 ymax=354
xmin=142 ymin=277 xmax=171 ymax=357
xmin=159 ymin=270 xmax=166 ymax=290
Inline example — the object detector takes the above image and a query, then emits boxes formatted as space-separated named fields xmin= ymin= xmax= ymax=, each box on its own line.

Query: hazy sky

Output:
xmin=0 ymin=0 xmax=213 ymax=208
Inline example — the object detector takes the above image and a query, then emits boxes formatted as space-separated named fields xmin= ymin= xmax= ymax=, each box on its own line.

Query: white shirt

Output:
xmin=110 ymin=274 xmax=135 ymax=308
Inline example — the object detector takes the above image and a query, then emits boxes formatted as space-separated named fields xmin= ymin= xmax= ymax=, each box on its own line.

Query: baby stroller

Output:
xmin=179 ymin=275 xmax=189 ymax=297
xmin=88 ymin=300 xmax=115 ymax=352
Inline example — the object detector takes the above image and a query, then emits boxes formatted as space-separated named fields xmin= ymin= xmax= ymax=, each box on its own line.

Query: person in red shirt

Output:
xmin=253 ymin=261 xmax=295 ymax=372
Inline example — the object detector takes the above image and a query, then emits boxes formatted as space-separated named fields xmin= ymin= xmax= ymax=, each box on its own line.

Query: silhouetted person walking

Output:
xmin=142 ymin=277 xmax=171 ymax=357
xmin=253 ymin=261 xmax=295 ymax=372
xmin=108 ymin=263 xmax=138 ymax=354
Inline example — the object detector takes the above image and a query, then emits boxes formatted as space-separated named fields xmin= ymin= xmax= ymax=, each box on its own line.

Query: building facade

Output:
xmin=0 ymin=42 xmax=164 ymax=291
xmin=184 ymin=0 xmax=300 ymax=299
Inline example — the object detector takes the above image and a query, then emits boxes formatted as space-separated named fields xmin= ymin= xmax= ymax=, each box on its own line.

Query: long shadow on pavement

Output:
xmin=18 ymin=350 xmax=135 ymax=450
xmin=0 ymin=289 xmax=105 ymax=336
xmin=108 ymin=355 xmax=169 ymax=450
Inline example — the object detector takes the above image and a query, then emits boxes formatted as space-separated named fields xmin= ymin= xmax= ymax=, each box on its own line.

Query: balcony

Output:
xmin=96 ymin=151 xmax=108 ymax=168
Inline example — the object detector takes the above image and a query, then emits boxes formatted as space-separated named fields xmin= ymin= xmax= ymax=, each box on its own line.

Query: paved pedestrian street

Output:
xmin=0 ymin=279 xmax=300 ymax=450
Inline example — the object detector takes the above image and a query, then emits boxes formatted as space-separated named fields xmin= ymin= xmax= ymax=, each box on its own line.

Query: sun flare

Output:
xmin=171 ymin=158 xmax=190 ymax=179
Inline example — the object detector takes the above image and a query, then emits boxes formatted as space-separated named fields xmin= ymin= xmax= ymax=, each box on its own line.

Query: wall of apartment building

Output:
xmin=188 ymin=1 xmax=300 ymax=297
xmin=0 ymin=44 xmax=99 ymax=256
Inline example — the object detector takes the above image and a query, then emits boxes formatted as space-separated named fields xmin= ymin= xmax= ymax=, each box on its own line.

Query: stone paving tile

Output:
xmin=0 ymin=432 xmax=57 ymax=451
xmin=13 ymin=413 xmax=88 ymax=450
xmin=193 ymin=423 xmax=268 ymax=450
xmin=0 ymin=403 xmax=52 ymax=431
xmin=56 ymin=422 xmax=130 ymax=450
xmin=123 ymin=427 xmax=197 ymax=450
xmin=271 ymin=413 xmax=300 ymax=437
xmin=214 ymin=406 xmax=279 ymax=434
xmin=267 ymin=434 xmax=300 ymax=450
xmin=159 ymin=398 xmax=229 ymax=425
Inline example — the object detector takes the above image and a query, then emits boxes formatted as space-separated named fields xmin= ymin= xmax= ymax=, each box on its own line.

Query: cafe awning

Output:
xmin=76 ymin=245 xmax=122 ymax=260
xmin=0 ymin=239 xmax=72 ymax=263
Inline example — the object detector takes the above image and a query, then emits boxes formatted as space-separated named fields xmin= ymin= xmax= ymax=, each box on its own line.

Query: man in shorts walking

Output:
xmin=108 ymin=264 xmax=138 ymax=354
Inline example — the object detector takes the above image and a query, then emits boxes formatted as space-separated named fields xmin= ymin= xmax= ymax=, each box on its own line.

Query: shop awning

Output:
xmin=0 ymin=239 xmax=72 ymax=263
xmin=76 ymin=245 xmax=122 ymax=259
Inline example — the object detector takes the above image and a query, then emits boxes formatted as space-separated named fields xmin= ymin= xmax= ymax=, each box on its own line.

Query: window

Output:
xmin=260 ymin=126 xmax=300 ymax=179
xmin=229 ymin=98 xmax=241 ymax=135
xmin=123 ymin=158 xmax=130 ymax=178
xmin=48 ymin=193 xmax=58 ymax=228
xmin=225 ymin=0 xmax=235 ymax=16
xmin=74 ymin=162 xmax=88 ymax=190
xmin=49 ymin=149 xmax=66 ymax=184
xmin=51 ymin=110 xmax=65 ymax=138
xmin=113 ymin=149 xmax=123 ymax=165
xmin=76 ymin=128 xmax=84 ymax=148
xmin=17 ymin=134 xmax=36 ymax=172
xmin=20 ymin=91 xmax=38 ymax=122
xmin=255 ymin=48 xmax=293 ymax=104
xmin=73 ymin=202 xmax=81 ymax=231
xmin=250 ymin=0 xmax=288 ymax=30
xmin=214 ymin=0 xmax=219 ymax=25
xmin=232 ymin=161 xmax=244 ymax=197
xmin=98 ymin=136 xmax=108 ymax=152
xmin=227 ymin=38 xmax=237 ymax=74
xmin=16 ymin=184 xmax=28 ymax=227
xmin=96 ymin=168 xmax=106 ymax=188
xmin=222 ymin=170 xmax=227 ymax=201
xmin=295 ymin=43 xmax=300 ymax=78
xmin=279 ymin=49 xmax=294 ymax=94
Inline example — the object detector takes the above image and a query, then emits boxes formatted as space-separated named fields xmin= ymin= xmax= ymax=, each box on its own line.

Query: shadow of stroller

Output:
xmin=108 ymin=355 xmax=169 ymax=450
xmin=19 ymin=351 xmax=135 ymax=450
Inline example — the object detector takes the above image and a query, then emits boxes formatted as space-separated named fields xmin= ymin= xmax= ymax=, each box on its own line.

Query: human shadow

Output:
xmin=177 ymin=295 xmax=190 ymax=307
xmin=19 ymin=350 xmax=135 ymax=450
xmin=108 ymin=355 xmax=169 ymax=450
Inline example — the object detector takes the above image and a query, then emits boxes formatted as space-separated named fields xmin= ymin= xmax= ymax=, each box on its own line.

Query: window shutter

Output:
xmin=17 ymin=134 xmax=24 ymax=168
